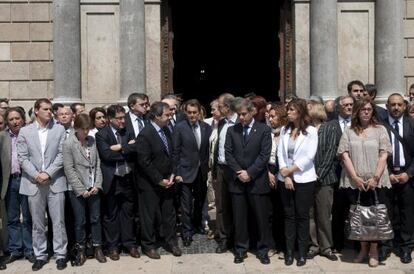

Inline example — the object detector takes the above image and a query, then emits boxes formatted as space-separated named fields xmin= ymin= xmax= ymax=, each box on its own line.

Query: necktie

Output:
xmin=115 ymin=131 xmax=127 ymax=176
xmin=137 ymin=117 xmax=144 ymax=132
xmin=243 ymin=125 xmax=250 ymax=144
xmin=159 ymin=129 xmax=170 ymax=154
xmin=394 ymin=120 xmax=400 ymax=167
xmin=192 ymin=123 xmax=201 ymax=149
xmin=167 ymin=120 xmax=174 ymax=133
xmin=343 ymin=119 xmax=349 ymax=131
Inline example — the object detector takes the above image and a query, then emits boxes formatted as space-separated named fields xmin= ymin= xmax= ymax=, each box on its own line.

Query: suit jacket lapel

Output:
xmin=294 ymin=131 xmax=306 ymax=155
xmin=29 ymin=123 xmax=42 ymax=155
xmin=244 ymin=121 xmax=257 ymax=146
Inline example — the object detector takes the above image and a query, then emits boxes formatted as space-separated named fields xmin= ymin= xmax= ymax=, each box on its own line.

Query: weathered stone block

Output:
xmin=9 ymin=81 xmax=48 ymax=99
xmin=49 ymin=41 xmax=52 ymax=60
xmin=0 ymin=23 xmax=29 ymax=41
xmin=407 ymin=1 xmax=414 ymax=18
xmin=408 ymin=38 xmax=414 ymax=57
xmin=405 ymin=57 xmax=414 ymax=76
xmin=12 ymin=42 xmax=49 ymax=60
xmin=0 ymin=62 xmax=29 ymax=80
xmin=30 ymin=22 xmax=52 ymax=41
xmin=29 ymin=61 xmax=53 ymax=79
xmin=47 ymin=80 xmax=53 ymax=98
xmin=11 ymin=3 xmax=49 ymax=22
xmin=0 ymin=42 xmax=10 ymax=60
xmin=0 ymin=4 xmax=10 ymax=22
xmin=406 ymin=19 xmax=414 ymax=37
xmin=0 ymin=82 xmax=9 ymax=98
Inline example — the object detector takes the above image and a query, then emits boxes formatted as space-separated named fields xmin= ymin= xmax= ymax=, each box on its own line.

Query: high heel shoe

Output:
xmin=353 ymin=251 xmax=368 ymax=263
xmin=368 ymin=253 xmax=379 ymax=267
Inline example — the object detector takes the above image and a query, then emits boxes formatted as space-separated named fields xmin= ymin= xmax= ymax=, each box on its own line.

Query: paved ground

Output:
xmin=2 ymin=249 xmax=414 ymax=274
xmin=3 ymin=209 xmax=414 ymax=273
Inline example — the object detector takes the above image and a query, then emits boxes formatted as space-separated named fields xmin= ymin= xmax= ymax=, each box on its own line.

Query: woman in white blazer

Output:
xmin=277 ymin=98 xmax=318 ymax=267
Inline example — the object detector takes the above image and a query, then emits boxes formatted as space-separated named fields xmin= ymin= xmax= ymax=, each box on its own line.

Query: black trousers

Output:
xmin=270 ymin=187 xmax=285 ymax=251
xmin=280 ymin=181 xmax=315 ymax=257
xmin=231 ymin=192 xmax=272 ymax=256
xmin=181 ymin=169 xmax=207 ymax=238
xmin=390 ymin=182 xmax=414 ymax=252
xmin=213 ymin=164 xmax=233 ymax=245
xmin=139 ymin=187 xmax=177 ymax=251
xmin=102 ymin=174 xmax=136 ymax=251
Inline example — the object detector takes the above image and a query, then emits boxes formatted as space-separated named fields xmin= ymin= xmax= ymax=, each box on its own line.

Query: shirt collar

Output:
xmin=388 ymin=115 xmax=403 ymax=125
xmin=338 ymin=115 xmax=350 ymax=123
xmin=226 ymin=113 xmax=238 ymax=124
xmin=129 ymin=111 xmax=143 ymax=121
xmin=35 ymin=120 xmax=51 ymax=130
xmin=150 ymin=121 xmax=162 ymax=132
xmin=8 ymin=129 xmax=17 ymax=138
xmin=244 ymin=118 xmax=255 ymax=129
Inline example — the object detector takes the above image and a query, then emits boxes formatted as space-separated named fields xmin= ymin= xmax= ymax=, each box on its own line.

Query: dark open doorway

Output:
xmin=170 ymin=1 xmax=280 ymax=107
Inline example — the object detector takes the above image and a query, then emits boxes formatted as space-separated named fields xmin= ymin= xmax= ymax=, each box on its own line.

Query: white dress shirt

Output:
xmin=388 ymin=115 xmax=406 ymax=167
xmin=36 ymin=121 xmax=49 ymax=171
xmin=218 ymin=113 xmax=237 ymax=165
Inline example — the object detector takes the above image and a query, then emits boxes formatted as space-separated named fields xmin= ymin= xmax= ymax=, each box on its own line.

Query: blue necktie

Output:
xmin=243 ymin=125 xmax=250 ymax=144
xmin=115 ymin=131 xmax=127 ymax=176
xmin=137 ymin=117 xmax=144 ymax=132
xmin=159 ymin=129 xmax=169 ymax=154
xmin=394 ymin=120 xmax=400 ymax=167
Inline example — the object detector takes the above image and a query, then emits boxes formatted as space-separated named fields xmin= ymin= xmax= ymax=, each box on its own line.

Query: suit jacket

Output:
xmin=136 ymin=122 xmax=174 ymax=191
xmin=225 ymin=121 xmax=271 ymax=194
xmin=277 ymin=125 xmax=318 ymax=183
xmin=95 ymin=125 xmax=136 ymax=194
xmin=0 ymin=132 xmax=11 ymax=199
xmin=17 ymin=120 xmax=67 ymax=196
xmin=63 ymin=133 xmax=103 ymax=196
xmin=314 ymin=120 xmax=342 ymax=186
xmin=172 ymin=120 xmax=212 ymax=184
xmin=384 ymin=115 xmax=414 ymax=177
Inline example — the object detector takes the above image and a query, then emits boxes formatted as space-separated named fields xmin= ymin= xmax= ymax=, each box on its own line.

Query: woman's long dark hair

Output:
xmin=285 ymin=98 xmax=312 ymax=135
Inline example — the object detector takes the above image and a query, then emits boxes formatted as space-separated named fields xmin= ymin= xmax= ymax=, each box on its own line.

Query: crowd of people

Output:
xmin=0 ymin=80 xmax=414 ymax=271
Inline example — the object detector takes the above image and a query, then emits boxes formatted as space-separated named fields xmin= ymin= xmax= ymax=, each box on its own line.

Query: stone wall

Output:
xmin=405 ymin=0 xmax=414 ymax=93
xmin=0 ymin=0 xmax=53 ymax=110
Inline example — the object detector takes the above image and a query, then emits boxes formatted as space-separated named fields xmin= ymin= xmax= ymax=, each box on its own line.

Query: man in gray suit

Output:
xmin=17 ymin=98 xmax=68 ymax=271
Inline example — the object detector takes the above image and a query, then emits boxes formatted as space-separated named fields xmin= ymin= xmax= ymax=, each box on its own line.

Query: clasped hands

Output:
xmin=353 ymin=176 xmax=378 ymax=191
xmin=237 ymin=170 xmax=251 ymax=183
xmin=35 ymin=172 xmax=50 ymax=185
xmin=390 ymin=173 xmax=409 ymax=185
xmin=82 ymin=187 xmax=100 ymax=198
xmin=159 ymin=174 xmax=180 ymax=189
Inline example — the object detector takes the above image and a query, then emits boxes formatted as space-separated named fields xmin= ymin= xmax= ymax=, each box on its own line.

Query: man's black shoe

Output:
xmin=256 ymin=253 xmax=270 ymax=264
xmin=321 ymin=251 xmax=338 ymax=261
xmin=4 ymin=254 xmax=23 ymax=264
xmin=182 ymin=237 xmax=192 ymax=247
xmin=32 ymin=260 xmax=48 ymax=271
xmin=25 ymin=254 xmax=36 ymax=264
xmin=284 ymin=251 xmax=294 ymax=266
xmin=215 ymin=243 xmax=228 ymax=254
xmin=400 ymin=251 xmax=412 ymax=264
xmin=233 ymin=253 xmax=247 ymax=264
xmin=296 ymin=257 xmax=306 ymax=266
xmin=194 ymin=226 xmax=206 ymax=235
xmin=378 ymin=249 xmax=391 ymax=262
xmin=0 ymin=261 xmax=6 ymax=270
xmin=56 ymin=258 xmax=67 ymax=270
xmin=306 ymin=249 xmax=318 ymax=259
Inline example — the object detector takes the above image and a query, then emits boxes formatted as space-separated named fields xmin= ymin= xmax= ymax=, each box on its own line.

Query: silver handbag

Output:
xmin=346 ymin=190 xmax=394 ymax=241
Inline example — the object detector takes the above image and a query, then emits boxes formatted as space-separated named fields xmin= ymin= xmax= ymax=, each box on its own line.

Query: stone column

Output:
xmin=310 ymin=0 xmax=338 ymax=99
xmin=375 ymin=0 xmax=404 ymax=100
xmin=53 ymin=0 xmax=81 ymax=102
xmin=119 ymin=0 xmax=146 ymax=102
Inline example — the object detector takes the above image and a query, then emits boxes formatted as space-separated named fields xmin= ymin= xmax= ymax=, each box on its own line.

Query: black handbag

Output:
xmin=346 ymin=189 xmax=394 ymax=241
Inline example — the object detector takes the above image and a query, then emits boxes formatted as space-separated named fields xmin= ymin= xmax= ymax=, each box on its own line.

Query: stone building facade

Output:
xmin=0 ymin=0 xmax=413 ymax=110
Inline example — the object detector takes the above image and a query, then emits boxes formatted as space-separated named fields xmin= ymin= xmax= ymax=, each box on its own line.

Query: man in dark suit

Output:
xmin=125 ymin=93 xmax=149 ymax=138
xmin=136 ymin=101 xmax=182 ymax=259
xmin=95 ymin=104 xmax=139 ymax=260
xmin=384 ymin=93 xmax=414 ymax=263
xmin=225 ymin=98 xmax=272 ymax=264
xmin=172 ymin=99 xmax=212 ymax=246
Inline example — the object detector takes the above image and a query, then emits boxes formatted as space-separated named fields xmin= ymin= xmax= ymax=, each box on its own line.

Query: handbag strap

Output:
xmin=357 ymin=189 xmax=379 ymax=205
